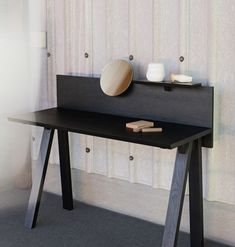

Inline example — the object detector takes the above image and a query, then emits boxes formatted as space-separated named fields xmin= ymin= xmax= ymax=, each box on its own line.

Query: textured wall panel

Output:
xmin=108 ymin=140 xmax=130 ymax=180
xmin=154 ymin=0 xmax=180 ymax=78
xmin=91 ymin=137 xmax=108 ymax=175
xmin=92 ymin=0 xmax=107 ymax=74
xmin=153 ymin=0 xmax=181 ymax=189
xmin=46 ymin=1 xmax=235 ymax=205
xmin=206 ymin=0 xmax=235 ymax=204
xmin=129 ymin=0 xmax=154 ymax=185
xmin=105 ymin=0 xmax=130 ymax=180
xmin=188 ymin=0 xmax=209 ymax=83
xmin=129 ymin=0 xmax=154 ymax=79
xmin=92 ymin=0 xmax=109 ymax=175
xmin=106 ymin=0 xmax=129 ymax=60
xmin=131 ymin=144 xmax=153 ymax=186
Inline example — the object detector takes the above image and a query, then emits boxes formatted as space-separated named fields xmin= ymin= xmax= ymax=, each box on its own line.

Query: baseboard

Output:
xmin=44 ymin=164 xmax=235 ymax=246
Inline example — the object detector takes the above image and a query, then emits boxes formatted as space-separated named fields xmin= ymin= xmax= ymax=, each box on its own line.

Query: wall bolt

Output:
xmin=129 ymin=156 xmax=134 ymax=161
xmin=179 ymin=56 xmax=184 ymax=62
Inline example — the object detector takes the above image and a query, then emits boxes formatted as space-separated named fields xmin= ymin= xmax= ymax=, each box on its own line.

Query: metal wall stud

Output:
xmin=179 ymin=56 xmax=184 ymax=62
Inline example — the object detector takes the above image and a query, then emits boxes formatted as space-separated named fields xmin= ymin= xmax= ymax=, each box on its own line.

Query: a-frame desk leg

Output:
xmin=58 ymin=130 xmax=73 ymax=210
xmin=189 ymin=139 xmax=204 ymax=247
xmin=25 ymin=128 xmax=54 ymax=229
xmin=162 ymin=142 xmax=193 ymax=247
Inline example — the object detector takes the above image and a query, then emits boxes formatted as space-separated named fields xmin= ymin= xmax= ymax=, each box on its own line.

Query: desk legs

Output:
xmin=58 ymin=130 xmax=73 ymax=210
xmin=189 ymin=139 xmax=204 ymax=247
xmin=25 ymin=128 xmax=54 ymax=229
xmin=162 ymin=142 xmax=193 ymax=247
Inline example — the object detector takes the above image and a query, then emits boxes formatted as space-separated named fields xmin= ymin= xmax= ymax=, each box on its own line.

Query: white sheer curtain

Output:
xmin=0 ymin=0 xmax=47 ymax=189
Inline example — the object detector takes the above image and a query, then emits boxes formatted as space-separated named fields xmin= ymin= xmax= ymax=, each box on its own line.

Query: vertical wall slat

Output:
xmin=84 ymin=0 xmax=93 ymax=74
xmin=131 ymin=144 xmax=154 ymax=186
xmin=106 ymin=0 xmax=130 ymax=181
xmin=54 ymin=0 xmax=65 ymax=75
xmin=106 ymin=0 xmax=129 ymax=60
xmin=188 ymin=0 xmax=208 ymax=83
xmin=47 ymin=0 xmax=56 ymax=106
xmin=108 ymin=139 xmax=130 ymax=180
xmin=92 ymin=0 xmax=107 ymax=75
xmin=152 ymin=0 xmax=181 ymax=189
xmin=83 ymin=0 xmax=94 ymax=173
xmin=186 ymin=0 xmax=210 ymax=196
xmin=206 ymin=0 xmax=235 ymax=204
xmin=91 ymin=0 xmax=108 ymax=176
xmin=154 ymin=0 xmax=180 ymax=79
xmin=65 ymin=0 xmax=85 ymax=170
xmin=129 ymin=0 xmax=154 ymax=79
xmin=91 ymin=137 xmax=107 ymax=175
xmin=205 ymin=0 xmax=219 ymax=200
xmin=179 ymin=0 xmax=190 ymax=74
xmin=64 ymin=0 xmax=73 ymax=73
xmin=129 ymin=0 xmax=155 ymax=185
xmin=67 ymin=0 xmax=93 ymax=172
xmin=47 ymin=0 xmax=59 ymax=165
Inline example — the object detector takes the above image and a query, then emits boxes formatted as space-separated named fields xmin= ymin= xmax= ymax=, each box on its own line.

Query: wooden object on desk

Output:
xmin=142 ymin=127 xmax=162 ymax=133
xmin=170 ymin=73 xmax=192 ymax=83
xmin=126 ymin=120 xmax=154 ymax=129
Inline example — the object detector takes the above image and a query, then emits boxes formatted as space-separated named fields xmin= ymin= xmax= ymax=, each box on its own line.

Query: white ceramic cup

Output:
xmin=146 ymin=63 xmax=165 ymax=82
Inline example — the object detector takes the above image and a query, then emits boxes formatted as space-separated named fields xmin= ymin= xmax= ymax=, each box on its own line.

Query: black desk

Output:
xmin=9 ymin=75 xmax=214 ymax=247
xmin=9 ymin=108 xmax=211 ymax=149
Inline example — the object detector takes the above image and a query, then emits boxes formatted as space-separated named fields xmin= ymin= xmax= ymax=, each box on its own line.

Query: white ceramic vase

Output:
xmin=146 ymin=63 xmax=165 ymax=82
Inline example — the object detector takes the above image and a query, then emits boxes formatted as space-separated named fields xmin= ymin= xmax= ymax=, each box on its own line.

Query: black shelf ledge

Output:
xmin=134 ymin=80 xmax=202 ymax=91
xmin=62 ymin=73 xmax=202 ymax=91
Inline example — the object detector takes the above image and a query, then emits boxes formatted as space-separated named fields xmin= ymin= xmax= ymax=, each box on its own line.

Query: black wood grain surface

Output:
xmin=56 ymin=75 xmax=213 ymax=147
xmin=162 ymin=143 xmax=193 ymax=247
xmin=9 ymin=108 xmax=211 ymax=149
xmin=24 ymin=128 xmax=54 ymax=229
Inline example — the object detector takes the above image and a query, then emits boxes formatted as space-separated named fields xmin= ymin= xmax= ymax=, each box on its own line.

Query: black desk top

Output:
xmin=9 ymin=108 xmax=211 ymax=149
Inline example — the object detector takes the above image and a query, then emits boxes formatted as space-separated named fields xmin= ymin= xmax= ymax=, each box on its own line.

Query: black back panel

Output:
xmin=57 ymin=75 xmax=213 ymax=147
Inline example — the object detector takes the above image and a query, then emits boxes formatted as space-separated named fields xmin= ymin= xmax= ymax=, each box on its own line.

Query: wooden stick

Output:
xmin=142 ymin=128 xmax=162 ymax=133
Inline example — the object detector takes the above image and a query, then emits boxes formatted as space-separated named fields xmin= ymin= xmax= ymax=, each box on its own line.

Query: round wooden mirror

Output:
xmin=100 ymin=59 xmax=133 ymax=96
